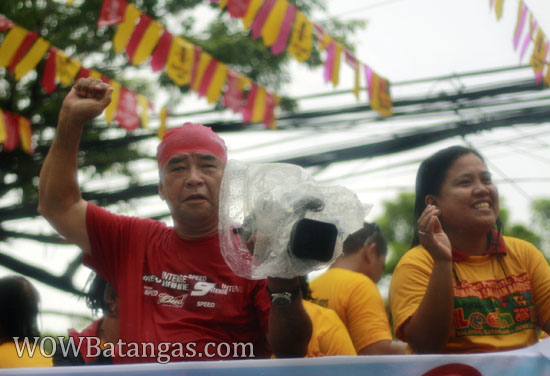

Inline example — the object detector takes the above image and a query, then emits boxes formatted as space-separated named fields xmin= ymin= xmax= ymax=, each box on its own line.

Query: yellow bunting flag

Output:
xmin=331 ymin=42 xmax=343 ymax=87
xmin=165 ymin=36 xmax=195 ymax=86
xmin=14 ymin=37 xmax=50 ymax=81
xmin=157 ymin=107 xmax=168 ymax=139
xmin=494 ymin=0 xmax=504 ymax=20
xmin=137 ymin=94 xmax=149 ymax=128
xmin=287 ymin=11 xmax=313 ymax=62
xmin=104 ymin=80 xmax=121 ymax=124
xmin=132 ymin=20 xmax=164 ymax=65
xmin=56 ymin=50 xmax=82 ymax=86
xmin=0 ymin=109 xmax=6 ymax=144
xmin=113 ymin=4 xmax=141 ymax=53
xmin=242 ymin=0 xmax=264 ymax=29
xmin=353 ymin=66 xmax=360 ymax=100
xmin=219 ymin=0 xmax=228 ymax=9
xmin=192 ymin=52 xmax=212 ymax=93
xmin=530 ymin=28 xmax=547 ymax=77
xmin=0 ymin=26 xmax=27 ymax=68
xmin=252 ymin=87 xmax=267 ymax=123
xmin=206 ymin=63 xmax=228 ymax=103
xmin=90 ymin=69 xmax=102 ymax=80
xmin=18 ymin=116 xmax=33 ymax=153
xmin=371 ymin=73 xmax=392 ymax=117
xmin=545 ymin=65 xmax=550 ymax=87
xmin=261 ymin=0 xmax=288 ymax=46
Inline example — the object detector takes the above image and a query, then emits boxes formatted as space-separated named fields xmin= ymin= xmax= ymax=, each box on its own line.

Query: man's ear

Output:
xmin=362 ymin=243 xmax=377 ymax=263
xmin=158 ymin=181 xmax=165 ymax=201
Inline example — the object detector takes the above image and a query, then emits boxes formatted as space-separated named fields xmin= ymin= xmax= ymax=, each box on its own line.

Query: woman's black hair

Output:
xmin=343 ymin=222 xmax=387 ymax=256
xmin=0 ymin=275 xmax=40 ymax=343
xmin=411 ymin=145 xmax=503 ymax=248
xmin=86 ymin=273 xmax=117 ymax=316
xmin=298 ymin=276 xmax=312 ymax=301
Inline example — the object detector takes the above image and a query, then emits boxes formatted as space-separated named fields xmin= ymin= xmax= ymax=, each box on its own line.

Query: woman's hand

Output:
xmin=417 ymin=205 xmax=452 ymax=262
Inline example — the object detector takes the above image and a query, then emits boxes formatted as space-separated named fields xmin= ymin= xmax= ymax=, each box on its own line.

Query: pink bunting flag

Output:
xmin=513 ymin=4 xmax=528 ymax=50
xmin=323 ymin=40 xmax=336 ymax=83
xmin=263 ymin=92 xmax=276 ymax=129
xmin=150 ymin=29 xmax=172 ymax=72
xmin=227 ymin=0 xmax=251 ymax=19
xmin=271 ymin=3 xmax=297 ymax=55
xmin=251 ymin=0 xmax=276 ymax=40
xmin=115 ymin=87 xmax=140 ymax=130
xmin=223 ymin=70 xmax=244 ymax=113
xmin=41 ymin=47 xmax=57 ymax=94
xmin=0 ymin=15 xmax=14 ymax=31
xmin=198 ymin=59 xmax=219 ymax=97
xmin=520 ymin=18 xmax=537 ymax=62
xmin=125 ymin=13 xmax=151 ymax=62
xmin=98 ymin=0 xmax=128 ymax=27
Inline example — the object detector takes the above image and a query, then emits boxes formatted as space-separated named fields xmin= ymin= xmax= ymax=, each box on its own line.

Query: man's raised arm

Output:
xmin=38 ymin=78 xmax=113 ymax=254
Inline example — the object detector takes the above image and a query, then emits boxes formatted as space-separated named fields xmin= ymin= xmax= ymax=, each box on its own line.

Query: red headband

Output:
xmin=157 ymin=122 xmax=227 ymax=169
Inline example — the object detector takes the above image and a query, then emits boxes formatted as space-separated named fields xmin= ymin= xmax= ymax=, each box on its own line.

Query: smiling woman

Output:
xmin=388 ymin=145 xmax=550 ymax=354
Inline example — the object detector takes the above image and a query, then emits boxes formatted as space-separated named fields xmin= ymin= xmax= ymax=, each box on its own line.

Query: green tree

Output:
xmin=531 ymin=198 xmax=550 ymax=259
xmin=0 ymin=0 xmax=363 ymax=291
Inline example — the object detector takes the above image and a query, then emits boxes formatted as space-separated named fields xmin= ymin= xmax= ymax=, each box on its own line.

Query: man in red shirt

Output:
xmin=38 ymin=78 xmax=311 ymax=363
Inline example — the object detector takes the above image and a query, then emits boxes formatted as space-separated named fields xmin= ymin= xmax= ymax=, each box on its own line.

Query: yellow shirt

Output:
xmin=309 ymin=268 xmax=393 ymax=352
xmin=389 ymin=236 xmax=550 ymax=353
xmin=303 ymin=300 xmax=356 ymax=357
xmin=0 ymin=341 xmax=53 ymax=368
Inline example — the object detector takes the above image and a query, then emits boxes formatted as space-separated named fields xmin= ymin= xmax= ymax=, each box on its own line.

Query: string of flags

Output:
xmin=0 ymin=13 xmax=153 ymax=146
xmin=97 ymin=0 xmax=280 ymax=128
xmin=210 ymin=0 xmax=393 ymax=116
xmin=490 ymin=0 xmax=550 ymax=86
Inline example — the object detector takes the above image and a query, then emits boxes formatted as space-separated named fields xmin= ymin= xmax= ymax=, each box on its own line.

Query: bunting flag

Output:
xmin=125 ymin=14 xmax=163 ymax=65
xmin=242 ymin=0 xmax=264 ymax=29
xmin=0 ymin=15 xmax=14 ymax=31
xmin=41 ymin=47 xmax=58 ymax=94
xmin=223 ymin=70 xmax=245 ymax=112
xmin=513 ymin=0 xmax=528 ymax=50
xmin=287 ymin=11 xmax=313 ymax=62
xmin=137 ymin=94 xmax=150 ymax=129
xmin=56 ymin=49 xmax=82 ymax=86
xmin=191 ymin=51 xmax=213 ymax=93
xmin=270 ymin=3 xmax=296 ymax=55
xmin=251 ymin=0 xmax=276 ymax=40
xmin=545 ymin=61 xmax=550 ymax=87
xmin=196 ymin=54 xmax=217 ymax=96
xmin=263 ymin=91 xmax=277 ymax=129
xmin=1 ymin=110 xmax=20 ymax=152
xmin=0 ymin=26 xmax=30 ymax=68
xmin=115 ymin=87 xmax=140 ymax=130
xmin=519 ymin=15 xmax=536 ymax=62
xmin=530 ymin=29 xmax=547 ymax=85
xmin=18 ymin=116 xmax=33 ymax=153
xmin=13 ymin=36 xmax=50 ymax=81
xmin=157 ymin=107 xmax=168 ymax=139
xmin=345 ymin=50 xmax=361 ymax=100
xmin=365 ymin=65 xmax=392 ymax=117
xmin=205 ymin=63 xmax=229 ymax=104
xmin=261 ymin=0 xmax=288 ymax=46
xmin=494 ymin=0 xmax=504 ymax=21
xmin=76 ymin=67 xmax=103 ymax=80
xmin=6 ymin=29 xmax=38 ymax=75
xmin=98 ymin=0 xmax=127 ymax=26
xmin=113 ymin=3 xmax=140 ymax=53
xmin=165 ymin=36 xmax=195 ymax=86
xmin=103 ymin=78 xmax=121 ymax=124
xmin=0 ymin=109 xmax=7 ymax=144
xmin=150 ymin=29 xmax=172 ymax=72
xmin=323 ymin=40 xmax=342 ymax=87
xmin=227 ymin=0 xmax=251 ymax=19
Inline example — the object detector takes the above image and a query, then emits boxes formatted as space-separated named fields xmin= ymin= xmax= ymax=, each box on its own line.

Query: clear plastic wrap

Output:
xmin=218 ymin=160 xmax=368 ymax=279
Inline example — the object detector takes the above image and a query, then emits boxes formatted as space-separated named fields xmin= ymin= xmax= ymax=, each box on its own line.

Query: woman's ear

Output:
xmin=425 ymin=194 xmax=437 ymax=207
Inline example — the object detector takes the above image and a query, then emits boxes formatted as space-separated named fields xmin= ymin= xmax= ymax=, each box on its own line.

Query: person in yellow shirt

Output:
xmin=310 ymin=223 xmax=405 ymax=355
xmin=0 ymin=275 xmax=52 ymax=368
xmin=389 ymin=145 xmax=550 ymax=353
xmin=299 ymin=277 xmax=356 ymax=357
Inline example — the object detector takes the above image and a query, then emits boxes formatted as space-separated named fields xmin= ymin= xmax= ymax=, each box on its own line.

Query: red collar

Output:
xmin=451 ymin=229 xmax=506 ymax=261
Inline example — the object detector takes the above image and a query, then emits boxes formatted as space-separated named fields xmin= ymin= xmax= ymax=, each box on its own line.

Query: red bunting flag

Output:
xmin=115 ymin=87 xmax=140 ymax=130
xmin=251 ymin=0 xmax=276 ymax=40
xmin=98 ymin=0 xmax=128 ymax=26
xmin=2 ymin=111 xmax=20 ymax=152
xmin=223 ymin=70 xmax=244 ymax=113
xmin=125 ymin=13 xmax=151 ymax=62
xmin=7 ymin=31 xmax=38 ymax=75
xmin=198 ymin=58 xmax=219 ymax=98
xmin=227 ymin=0 xmax=251 ymax=18
xmin=41 ymin=46 xmax=58 ymax=94
xmin=0 ymin=15 xmax=14 ymax=31
xmin=150 ymin=29 xmax=172 ymax=72
xmin=242 ymin=84 xmax=258 ymax=123
xmin=271 ymin=3 xmax=296 ymax=55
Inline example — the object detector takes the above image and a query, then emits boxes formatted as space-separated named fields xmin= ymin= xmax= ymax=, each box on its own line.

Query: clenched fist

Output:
xmin=60 ymin=78 xmax=113 ymax=125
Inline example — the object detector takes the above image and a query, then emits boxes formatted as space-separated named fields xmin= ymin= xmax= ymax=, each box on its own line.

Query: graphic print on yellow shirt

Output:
xmin=453 ymin=273 xmax=536 ymax=338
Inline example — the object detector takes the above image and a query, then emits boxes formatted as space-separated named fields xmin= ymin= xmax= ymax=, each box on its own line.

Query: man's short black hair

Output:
xmin=343 ymin=222 xmax=387 ymax=256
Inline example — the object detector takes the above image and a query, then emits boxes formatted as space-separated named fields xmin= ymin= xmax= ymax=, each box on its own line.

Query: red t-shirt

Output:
xmin=83 ymin=203 xmax=270 ymax=363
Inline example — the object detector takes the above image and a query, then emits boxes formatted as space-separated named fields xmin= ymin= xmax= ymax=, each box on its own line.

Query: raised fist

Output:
xmin=60 ymin=78 xmax=113 ymax=125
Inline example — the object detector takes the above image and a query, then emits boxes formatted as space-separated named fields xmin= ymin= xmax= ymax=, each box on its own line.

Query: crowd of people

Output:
xmin=1 ymin=78 xmax=549 ymax=368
